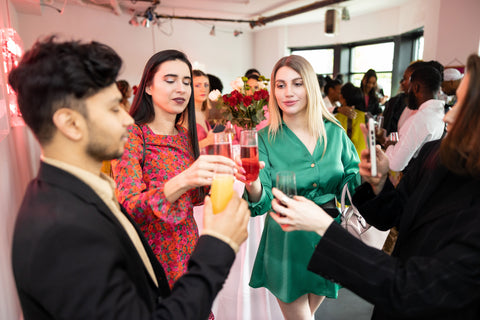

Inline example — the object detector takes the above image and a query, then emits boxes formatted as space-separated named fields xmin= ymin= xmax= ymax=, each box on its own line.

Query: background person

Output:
xmin=359 ymin=69 xmax=382 ymax=116
xmin=192 ymin=69 xmax=215 ymax=149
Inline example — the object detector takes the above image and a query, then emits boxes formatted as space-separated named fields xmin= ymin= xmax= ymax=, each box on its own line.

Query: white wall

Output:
xmin=435 ymin=0 xmax=480 ymax=66
xmin=16 ymin=3 xmax=254 ymax=90
xmin=253 ymin=0 xmax=480 ymax=75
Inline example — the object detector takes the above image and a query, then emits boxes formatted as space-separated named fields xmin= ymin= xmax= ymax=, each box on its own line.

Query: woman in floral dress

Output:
xmin=112 ymin=50 xmax=235 ymax=296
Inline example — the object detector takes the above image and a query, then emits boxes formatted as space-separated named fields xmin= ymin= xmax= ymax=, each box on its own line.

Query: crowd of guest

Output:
xmin=7 ymin=34 xmax=480 ymax=320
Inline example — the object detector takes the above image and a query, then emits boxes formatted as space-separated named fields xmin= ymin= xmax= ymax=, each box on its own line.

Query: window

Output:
xmin=290 ymin=48 xmax=334 ymax=76
xmin=350 ymin=42 xmax=395 ymax=98
xmin=289 ymin=28 xmax=423 ymax=101
xmin=412 ymin=35 xmax=424 ymax=61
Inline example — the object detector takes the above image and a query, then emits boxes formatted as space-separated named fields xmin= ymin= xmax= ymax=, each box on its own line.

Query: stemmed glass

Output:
xmin=240 ymin=130 xmax=260 ymax=183
xmin=213 ymin=132 xmax=232 ymax=158
xmin=276 ymin=171 xmax=297 ymax=201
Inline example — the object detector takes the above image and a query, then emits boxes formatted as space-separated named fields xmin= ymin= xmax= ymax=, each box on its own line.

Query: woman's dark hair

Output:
xmin=440 ymin=54 xmax=480 ymax=178
xmin=360 ymin=69 xmax=379 ymax=104
xmin=244 ymin=68 xmax=260 ymax=77
xmin=207 ymin=74 xmax=223 ymax=93
xmin=8 ymin=35 xmax=122 ymax=144
xmin=341 ymin=82 xmax=363 ymax=107
xmin=116 ymin=79 xmax=130 ymax=103
xmin=129 ymin=50 xmax=200 ymax=160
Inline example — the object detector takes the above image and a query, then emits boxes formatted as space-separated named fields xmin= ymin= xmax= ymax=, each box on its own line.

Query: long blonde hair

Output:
xmin=268 ymin=55 xmax=341 ymax=155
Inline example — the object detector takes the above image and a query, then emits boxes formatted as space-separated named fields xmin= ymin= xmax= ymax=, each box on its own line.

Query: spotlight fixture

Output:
xmin=209 ymin=25 xmax=216 ymax=36
xmin=129 ymin=14 xmax=139 ymax=26
xmin=341 ymin=7 xmax=350 ymax=21
xmin=141 ymin=18 xmax=151 ymax=28
xmin=233 ymin=30 xmax=243 ymax=37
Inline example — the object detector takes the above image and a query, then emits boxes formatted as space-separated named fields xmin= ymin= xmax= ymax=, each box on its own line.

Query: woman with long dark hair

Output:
xmin=112 ymin=50 xmax=235 ymax=293
xmin=359 ymin=69 xmax=382 ymax=115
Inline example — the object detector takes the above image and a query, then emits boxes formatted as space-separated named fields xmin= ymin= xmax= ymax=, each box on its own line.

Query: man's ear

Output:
xmin=52 ymin=108 xmax=85 ymax=141
xmin=412 ymin=82 xmax=421 ymax=95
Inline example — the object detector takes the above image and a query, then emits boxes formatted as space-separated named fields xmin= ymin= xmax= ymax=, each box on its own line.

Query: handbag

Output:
xmin=340 ymin=183 xmax=389 ymax=249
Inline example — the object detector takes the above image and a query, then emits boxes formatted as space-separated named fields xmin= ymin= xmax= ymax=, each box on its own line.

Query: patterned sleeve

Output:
xmin=111 ymin=126 xmax=186 ymax=225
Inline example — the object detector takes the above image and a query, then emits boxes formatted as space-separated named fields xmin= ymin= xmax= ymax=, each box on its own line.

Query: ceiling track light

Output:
xmin=341 ymin=7 xmax=350 ymax=21
xmin=209 ymin=25 xmax=215 ymax=36
xmin=234 ymin=30 xmax=243 ymax=37
xmin=129 ymin=14 xmax=139 ymax=26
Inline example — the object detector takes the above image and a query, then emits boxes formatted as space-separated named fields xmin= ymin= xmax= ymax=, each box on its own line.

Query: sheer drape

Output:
xmin=194 ymin=181 xmax=283 ymax=320
xmin=0 ymin=126 xmax=41 ymax=320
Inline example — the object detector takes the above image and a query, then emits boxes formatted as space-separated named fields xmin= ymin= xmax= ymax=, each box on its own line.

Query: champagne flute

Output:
xmin=213 ymin=131 xmax=232 ymax=158
xmin=276 ymin=171 xmax=297 ymax=201
xmin=240 ymin=130 xmax=260 ymax=183
xmin=210 ymin=173 xmax=234 ymax=214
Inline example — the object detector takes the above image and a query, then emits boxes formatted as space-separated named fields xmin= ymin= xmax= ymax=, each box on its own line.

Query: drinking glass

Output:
xmin=376 ymin=115 xmax=384 ymax=129
xmin=276 ymin=171 xmax=297 ymax=199
xmin=210 ymin=173 xmax=234 ymax=214
xmin=240 ymin=129 xmax=260 ymax=183
xmin=388 ymin=132 xmax=399 ymax=143
xmin=213 ymin=131 xmax=232 ymax=158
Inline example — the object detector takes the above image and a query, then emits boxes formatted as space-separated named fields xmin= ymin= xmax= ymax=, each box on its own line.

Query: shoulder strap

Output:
xmin=135 ymin=124 xmax=146 ymax=168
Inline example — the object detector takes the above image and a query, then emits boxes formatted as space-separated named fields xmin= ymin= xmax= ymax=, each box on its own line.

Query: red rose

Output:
xmin=243 ymin=95 xmax=253 ymax=107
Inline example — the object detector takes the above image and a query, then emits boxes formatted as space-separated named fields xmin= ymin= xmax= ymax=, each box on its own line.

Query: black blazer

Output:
xmin=307 ymin=140 xmax=480 ymax=319
xmin=12 ymin=162 xmax=235 ymax=320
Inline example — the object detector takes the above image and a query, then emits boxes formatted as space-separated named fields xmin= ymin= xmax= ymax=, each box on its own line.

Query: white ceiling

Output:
xmin=12 ymin=0 xmax=413 ymax=28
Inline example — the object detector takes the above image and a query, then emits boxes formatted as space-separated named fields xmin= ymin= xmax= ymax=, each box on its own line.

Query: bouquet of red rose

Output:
xmin=209 ymin=76 xmax=269 ymax=129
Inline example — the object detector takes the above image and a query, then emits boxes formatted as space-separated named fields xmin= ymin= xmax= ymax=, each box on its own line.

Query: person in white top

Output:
xmin=323 ymin=78 xmax=341 ymax=113
xmin=385 ymin=65 xmax=445 ymax=172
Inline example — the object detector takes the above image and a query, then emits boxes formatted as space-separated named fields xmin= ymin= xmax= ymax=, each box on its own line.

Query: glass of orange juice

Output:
xmin=210 ymin=174 xmax=235 ymax=214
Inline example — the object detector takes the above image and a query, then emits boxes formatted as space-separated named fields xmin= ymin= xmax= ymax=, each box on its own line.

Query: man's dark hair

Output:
xmin=8 ymin=35 xmax=122 ymax=144
xmin=341 ymin=82 xmax=363 ymax=107
xmin=208 ymin=74 xmax=223 ymax=93
xmin=324 ymin=78 xmax=342 ymax=95
xmin=410 ymin=65 xmax=442 ymax=94
xmin=426 ymin=60 xmax=444 ymax=82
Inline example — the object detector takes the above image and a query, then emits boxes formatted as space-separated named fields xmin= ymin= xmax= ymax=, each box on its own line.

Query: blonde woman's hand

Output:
xmin=269 ymin=188 xmax=334 ymax=236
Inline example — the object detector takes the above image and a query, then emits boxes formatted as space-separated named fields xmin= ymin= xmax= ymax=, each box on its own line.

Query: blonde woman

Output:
xmin=237 ymin=55 xmax=360 ymax=319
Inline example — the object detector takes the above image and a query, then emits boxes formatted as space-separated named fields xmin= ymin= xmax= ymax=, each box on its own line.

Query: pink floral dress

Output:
xmin=112 ymin=124 xmax=204 ymax=288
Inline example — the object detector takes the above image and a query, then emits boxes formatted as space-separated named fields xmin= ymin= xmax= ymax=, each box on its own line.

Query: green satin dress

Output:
xmin=248 ymin=121 xmax=360 ymax=303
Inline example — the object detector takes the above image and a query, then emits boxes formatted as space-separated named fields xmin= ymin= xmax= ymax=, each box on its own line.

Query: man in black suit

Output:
xmin=9 ymin=36 xmax=250 ymax=320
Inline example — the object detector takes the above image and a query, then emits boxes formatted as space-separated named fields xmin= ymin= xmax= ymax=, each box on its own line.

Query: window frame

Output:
xmin=289 ymin=28 xmax=424 ymax=98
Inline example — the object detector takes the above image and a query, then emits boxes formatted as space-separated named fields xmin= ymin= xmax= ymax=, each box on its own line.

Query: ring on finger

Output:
xmin=281 ymin=196 xmax=290 ymax=205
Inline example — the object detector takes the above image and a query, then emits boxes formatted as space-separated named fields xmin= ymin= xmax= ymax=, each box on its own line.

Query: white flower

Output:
xmin=258 ymin=81 xmax=266 ymax=90
xmin=208 ymin=89 xmax=222 ymax=101
xmin=230 ymin=77 xmax=244 ymax=91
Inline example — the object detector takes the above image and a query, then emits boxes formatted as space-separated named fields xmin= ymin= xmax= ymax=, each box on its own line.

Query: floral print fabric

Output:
xmin=112 ymin=124 xmax=204 ymax=288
